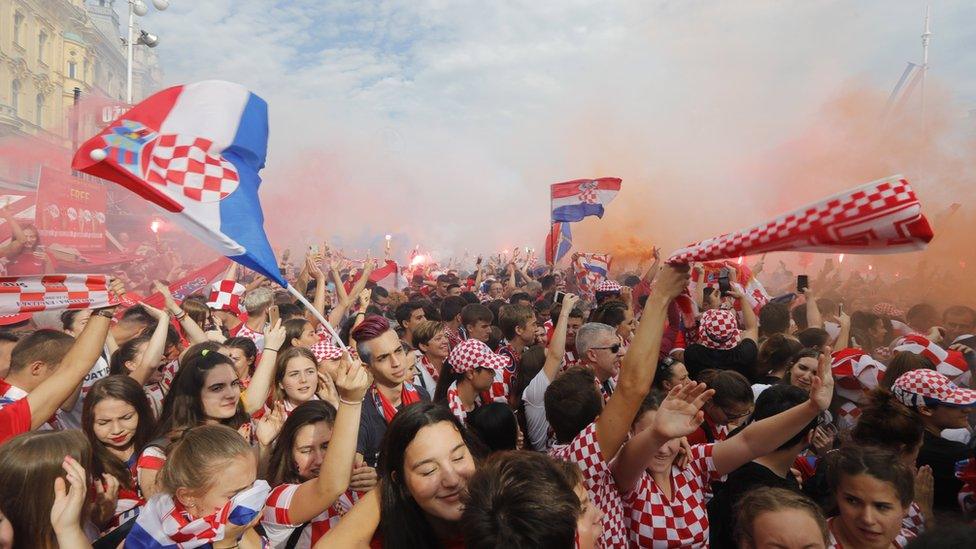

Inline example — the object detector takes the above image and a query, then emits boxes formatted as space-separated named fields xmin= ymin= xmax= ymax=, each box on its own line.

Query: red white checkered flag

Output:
xmin=0 ymin=274 xmax=119 ymax=315
xmin=668 ymin=175 xmax=933 ymax=264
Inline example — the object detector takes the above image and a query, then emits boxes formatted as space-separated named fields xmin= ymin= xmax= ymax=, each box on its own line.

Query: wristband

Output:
xmin=339 ymin=397 xmax=362 ymax=406
xmin=93 ymin=308 xmax=116 ymax=319
xmin=174 ymin=310 xmax=187 ymax=321
xmin=264 ymin=347 xmax=280 ymax=353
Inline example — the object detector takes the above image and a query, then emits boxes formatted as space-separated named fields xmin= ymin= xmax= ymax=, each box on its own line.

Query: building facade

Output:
xmin=0 ymin=0 xmax=161 ymax=185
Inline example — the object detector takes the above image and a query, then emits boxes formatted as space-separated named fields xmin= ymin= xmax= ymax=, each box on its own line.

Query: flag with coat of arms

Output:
xmin=71 ymin=80 xmax=285 ymax=287
xmin=551 ymin=178 xmax=621 ymax=223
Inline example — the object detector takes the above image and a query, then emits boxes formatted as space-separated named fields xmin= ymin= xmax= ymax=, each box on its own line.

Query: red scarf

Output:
xmin=371 ymin=383 xmax=421 ymax=424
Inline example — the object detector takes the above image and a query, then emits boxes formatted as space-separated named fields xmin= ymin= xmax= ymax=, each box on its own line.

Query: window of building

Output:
xmin=68 ymin=61 xmax=77 ymax=79
xmin=35 ymin=94 xmax=43 ymax=126
xmin=13 ymin=12 xmax=24 ymax=46
xmin=38 ymin=31 xmax=48 ymax=63
xmin=11 ymin=81 xmax=19 ymax=113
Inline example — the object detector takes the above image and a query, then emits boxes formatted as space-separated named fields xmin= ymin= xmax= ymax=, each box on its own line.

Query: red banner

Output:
xmin=35 ymin=168 xmax=107 ymax=251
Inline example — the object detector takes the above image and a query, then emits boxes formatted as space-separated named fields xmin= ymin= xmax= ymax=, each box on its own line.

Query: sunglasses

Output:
xmin=591 ymin=343 xmax=622 ymax=354
xmin=721 ymin=407 xmax=754 ymax=421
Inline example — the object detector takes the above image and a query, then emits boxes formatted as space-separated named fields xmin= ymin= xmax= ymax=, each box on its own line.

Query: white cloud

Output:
xmin=137 ymin=0 xmax=976 ymax=258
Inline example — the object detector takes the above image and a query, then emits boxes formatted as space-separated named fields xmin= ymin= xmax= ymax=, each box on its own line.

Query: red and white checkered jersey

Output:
xmin=549 ymin=422 xmax=627 ymax=548
xmin=623 ymin=444 xmax=720 ymax=548
xmin=897 ymin=501 xmax=925 ymax=545
xmin=262 ymin=483 xmax=359 ymax=548
xmin=235 ymin=323 xmax=265 ymax=349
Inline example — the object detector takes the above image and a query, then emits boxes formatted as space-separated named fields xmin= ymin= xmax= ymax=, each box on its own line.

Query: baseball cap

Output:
xmin=891 ymin=368 xmax=976 ymax=409
xmin=206 ymin=280 xmax=246 ymax=315
xmin=448 ymin=339 xmax=509 ymax=374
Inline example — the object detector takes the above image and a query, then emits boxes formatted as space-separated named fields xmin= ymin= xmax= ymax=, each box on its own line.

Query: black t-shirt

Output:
xmin=684 ymin=339 xmax=759 ymax=382
xmin=356 ymin=385 xmax=432 ymax=468
xmin=917 ymin=429 xmax=972 ymax=514
xmin=708 ymin=461 xmax=800 ymax=549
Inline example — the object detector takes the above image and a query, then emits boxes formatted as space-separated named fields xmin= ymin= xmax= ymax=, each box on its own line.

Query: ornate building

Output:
xmin=0 ymin=0 xmax=161 ymax=186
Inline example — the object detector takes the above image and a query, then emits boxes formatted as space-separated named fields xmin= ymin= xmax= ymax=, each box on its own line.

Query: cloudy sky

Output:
xmin=128 ymin=1 xmax=976 ymax=259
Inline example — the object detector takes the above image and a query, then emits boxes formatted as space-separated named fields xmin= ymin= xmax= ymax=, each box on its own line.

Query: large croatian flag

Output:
xmin=551 ymin=177 xmax=621 ymax=223
xmin=71 ymin=80 xmax=285 ymax=287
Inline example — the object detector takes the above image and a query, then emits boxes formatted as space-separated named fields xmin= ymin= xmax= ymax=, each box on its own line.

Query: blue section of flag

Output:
xmin=552 ymin=203 xmax=606 ymax=223
xmin=217 ymin=92 xmax=286 ymax=287
xmin=555 ymin=222 xmax=573 ymax=263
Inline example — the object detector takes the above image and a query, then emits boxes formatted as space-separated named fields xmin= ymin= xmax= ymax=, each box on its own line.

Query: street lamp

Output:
xmin=126 ymin=0 xmax=169 ymax=104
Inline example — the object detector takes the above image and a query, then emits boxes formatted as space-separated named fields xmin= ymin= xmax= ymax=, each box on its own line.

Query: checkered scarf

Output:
xmin=125 ymin=480 xmax=270 ymax=548
xmin=668 ymin=175 xmax=933 ymax=264
xmin=697 ymin=309 xmax=739 ymax=350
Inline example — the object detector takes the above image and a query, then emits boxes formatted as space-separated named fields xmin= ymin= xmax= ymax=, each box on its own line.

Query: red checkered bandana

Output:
xmin=448 ymin=338 xmax=509 ymax=374
xmin=668 ymin=175 xmax=933 ymax=264
xmin=872 ymin=302 xmax=905 ymax=319
xmin=892 ymin=334 xmax=968 ymax=380
xmin=595 ymin=279 xmax=621 ymax=293
xmin=830 ymin=348 xmax=885 ymax=405
xmin=697 ymin=309 xmax=739 ymax=350
xmin=892 ymin=368 xmax=976 ymax=409
xmin=206 ymin=280 xmax=245 ymax=315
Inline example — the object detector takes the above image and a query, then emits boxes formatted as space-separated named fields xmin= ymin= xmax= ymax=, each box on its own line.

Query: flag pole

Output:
xmin=286 ymin=284 xmax=348 ymax=352
xmin=549 ymin=184 xmax=555 ymax=266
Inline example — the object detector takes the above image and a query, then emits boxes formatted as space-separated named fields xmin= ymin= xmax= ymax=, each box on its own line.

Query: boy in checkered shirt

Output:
xmin=543 ymin=265 xmax=690 ymax=548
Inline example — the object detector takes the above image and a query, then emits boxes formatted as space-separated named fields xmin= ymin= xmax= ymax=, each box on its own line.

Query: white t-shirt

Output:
xmin=523 ymin=368 xmax=554 ymax=451
xmin=60 ymin=352 xmax=110 ymax=430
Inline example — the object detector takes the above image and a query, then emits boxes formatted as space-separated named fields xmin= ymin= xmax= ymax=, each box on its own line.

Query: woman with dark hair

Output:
xmin=756 ymin=334 xmax=803 ymax=383
xmin=283 ymin=318 xmax=319 ymax=353
xmin=688 ymin=369 xmax=755 ymax=444
xmin=466 ymin=402 xmax=518 ymax=453
xmin=224 ymin=336 xmax=259 ymax=384
xmin=850 ymin=311 xmax=889 ymax=360
xmin=261 ymin=354 xmax=370 ymax=548
xmin=653 ymin=356 xmax=690 ymax=392
xmin=314 ymin=402 xmax=485 ymax=548
xmin=433 ymin=338 xmax=509 ymax=423
xmin=136 ymin=347 xmax=252 ymax=499
xmin=82 ymin=375 xmax=156 ymax=534
xmin=825 ymin=445 xmax=916 ymax=548
xmin=590 ymin=300 xmax=635 ymax=346
xmin=782 ymin=348 xmax=822 ymax=392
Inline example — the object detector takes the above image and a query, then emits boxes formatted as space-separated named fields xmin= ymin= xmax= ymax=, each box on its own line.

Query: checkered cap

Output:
xmin=892 ymin=368 xmax=976 ymax=409
xmin=667 ymin=176 xmax=933 ymax=264
xmin=206 ymin=280 xmax=245 ymax=314
xmin=836 ymin=401 xmax=863 ymax=432
xmin=448 ymin=338 xmax=509 ymax=374
xmin=830 ymin=348 xmax=885 ymax=404
xmin=892 ymin=334 xmax=967 ymax=379
xmin=595 ymin=279 xmax=621 ymax=293
xmin=872 ymin=302 xmax=905 ymax=319
xmin=697 ymin=309 xmax=739 ymax=350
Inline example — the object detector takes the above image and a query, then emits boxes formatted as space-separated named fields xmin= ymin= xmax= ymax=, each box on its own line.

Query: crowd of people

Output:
xmin=0 ymin=243 xmax=975 ymax=549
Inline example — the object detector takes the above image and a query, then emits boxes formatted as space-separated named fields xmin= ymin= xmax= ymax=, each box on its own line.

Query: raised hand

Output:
xmin=256 ymin=401 xmax=286 ymax=447
xmin=333 ymin=351 xmax=371 ymax=403
xmin=264 ymin=319 xmax=286 ymax=351
xmin=349 ymin=456 xmax=378 ymax=492
xmin=651 ymin=382 xmax=715 ymax=440
xmin=562 ymin=293 xmax=580 ymax=312
xmin=808 ymin=347 xmax=835 ymax=411
xmin=50 ymin=456 xmax=87 ymax=535
xmin=91 ymin=473 xmax=120 ymax=526
xmin=654 ymin=264 xmax=691 ymax=300
xmin=140 ymin=301 xmax=169 ymax=322
xmin=316 ymin=370 xmax=339 ymax=408
xmin=357 ymin=288 xmax=371 ymax=309
xmin=652 ymin=246 xmax=661 ymax=261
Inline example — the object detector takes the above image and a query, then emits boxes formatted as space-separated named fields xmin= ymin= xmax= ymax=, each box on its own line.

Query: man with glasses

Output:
xmin=576 ymin=322 xmax=625 ymax=401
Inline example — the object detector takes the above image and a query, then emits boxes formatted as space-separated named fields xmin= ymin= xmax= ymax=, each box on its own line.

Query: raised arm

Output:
xmin=613 ymin=382 xmax=714 ymax=492
xmin=473 ymin=256 xmax=484 ymax=289
xmin=732 ymin=289 xmax=759 ymax=343
xmin=596 ymin=265 xmax=689 ymax=459
xmin=834 ymin=311 xmax=851 ymax=349
xmin=642 ymin=247 xmax=662 ymax=284
xmin=285 ymin=352 xmax=370 ymax=523
xmin=126 ymin=304 xmax=170 ymax=386
xmin=540 ymin=294 xmax=578 ymax=382
xmin=309 ymin=257 xmax=328 ymax=324
xmin=156 ymin=281 xmax=208 ymax=345
xmin=28 ymin=298 xmax=118 ymax=430
xmin=711 ymin=349 xmax=833 ymax=475
xmin=242 ymin=321 xmax=286 ymax=414
xmin=803 ymin=287 xmax=823 ymax=329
